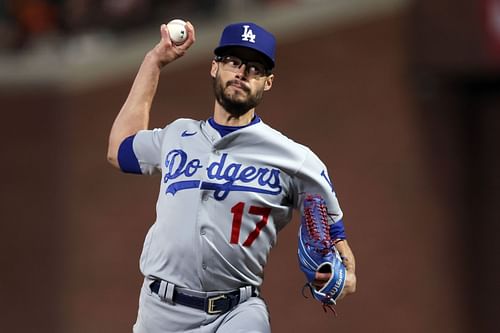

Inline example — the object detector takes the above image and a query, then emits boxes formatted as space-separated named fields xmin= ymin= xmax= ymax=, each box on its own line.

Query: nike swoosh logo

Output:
xmin=181 ymin=130 xmax=197 ymax=137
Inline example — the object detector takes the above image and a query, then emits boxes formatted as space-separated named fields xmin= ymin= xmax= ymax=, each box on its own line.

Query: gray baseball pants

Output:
xmin=133 ymin=278 xmax=271 ymax=333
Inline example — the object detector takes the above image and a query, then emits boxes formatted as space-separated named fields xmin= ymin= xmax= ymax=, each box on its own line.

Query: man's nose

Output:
xmin=235 ymin=63 xmax=249 ymax=78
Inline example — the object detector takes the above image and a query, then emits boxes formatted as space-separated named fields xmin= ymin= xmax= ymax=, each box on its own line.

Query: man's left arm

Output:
xmin=295 ymin=150 xmax=357 ymax=301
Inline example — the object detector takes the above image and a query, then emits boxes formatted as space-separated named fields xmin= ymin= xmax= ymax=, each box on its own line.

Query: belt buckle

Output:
xmin=207 ymin=294 xmax=227 ymax=314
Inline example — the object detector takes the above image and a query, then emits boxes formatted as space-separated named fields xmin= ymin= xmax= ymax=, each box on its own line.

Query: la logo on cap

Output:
xmin=214 ymin=22 xmax=276 ymax=68
xmin=241 ymin=25 xmax=256 ymax=43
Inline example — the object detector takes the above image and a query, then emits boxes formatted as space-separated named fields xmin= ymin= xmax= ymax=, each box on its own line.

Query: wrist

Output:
xmin=145 ymin=50 xmax=167 ymax=70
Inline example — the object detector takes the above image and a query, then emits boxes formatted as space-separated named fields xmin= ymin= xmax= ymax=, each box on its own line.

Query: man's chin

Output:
xmin=225 ymin=87 xmax=248 ymax=98
xmin=220 ymin=98 xmax=253 ymax=116
xmin=224 ymin=92 xmax=249 ymax=105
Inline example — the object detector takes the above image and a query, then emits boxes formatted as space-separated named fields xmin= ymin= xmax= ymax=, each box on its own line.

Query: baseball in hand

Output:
xmin=166 ymin=19 xmax=187 ymax=45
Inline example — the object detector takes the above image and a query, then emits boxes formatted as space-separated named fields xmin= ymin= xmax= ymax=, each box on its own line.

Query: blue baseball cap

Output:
xmin=214 ymin=22 xmax=276 ymax=69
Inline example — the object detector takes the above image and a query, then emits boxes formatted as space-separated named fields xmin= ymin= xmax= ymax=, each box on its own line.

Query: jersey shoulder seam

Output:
xmin=258 ymin=122 xmax=311 ymax=176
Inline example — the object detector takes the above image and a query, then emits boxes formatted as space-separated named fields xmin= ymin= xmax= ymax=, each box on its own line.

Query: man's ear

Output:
xmin=264 ymin=74 xmax=274 ymax=91
xmin=210 ymin=60 xmax=218 ymax=78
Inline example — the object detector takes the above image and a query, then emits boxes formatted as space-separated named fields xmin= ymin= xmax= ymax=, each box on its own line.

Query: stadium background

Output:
xmin=1 ymin=0 xmax=499 ymax=332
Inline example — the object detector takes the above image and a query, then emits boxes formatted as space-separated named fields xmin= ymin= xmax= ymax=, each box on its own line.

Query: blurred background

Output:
xmin=1 ymin=0 xmax=499 ymax=332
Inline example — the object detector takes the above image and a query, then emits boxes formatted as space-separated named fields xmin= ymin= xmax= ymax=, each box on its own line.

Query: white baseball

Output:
xmin=166 ymin=19 xmax=187 ymax=45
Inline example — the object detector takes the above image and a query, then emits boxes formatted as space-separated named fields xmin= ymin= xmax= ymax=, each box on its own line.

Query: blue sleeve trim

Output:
xmin=118 ymin=135 xmax=142 ymax=174
xmin=330 ymin=219 xmax=347 ymax=240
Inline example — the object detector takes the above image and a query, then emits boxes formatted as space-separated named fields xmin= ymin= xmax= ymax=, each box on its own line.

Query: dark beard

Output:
xmin=213 ymin=77 xmax=263 ymax=117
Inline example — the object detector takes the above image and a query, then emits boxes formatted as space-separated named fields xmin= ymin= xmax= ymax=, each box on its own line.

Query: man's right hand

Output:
xmin=149 ymin=21 xmax=196 ymax=68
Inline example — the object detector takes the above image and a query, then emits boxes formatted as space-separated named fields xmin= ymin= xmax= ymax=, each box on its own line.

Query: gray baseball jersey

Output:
xmin=119 ymin=116 xmax=344 ymax=293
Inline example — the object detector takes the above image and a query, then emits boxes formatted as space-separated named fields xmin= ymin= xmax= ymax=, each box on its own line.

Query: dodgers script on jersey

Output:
xmin=121 ymin=118 xmax=343 ymax=292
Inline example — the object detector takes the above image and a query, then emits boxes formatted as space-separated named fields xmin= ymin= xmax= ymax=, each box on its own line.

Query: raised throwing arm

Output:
xmin=107 ymin=22 xmax=196 ymax=168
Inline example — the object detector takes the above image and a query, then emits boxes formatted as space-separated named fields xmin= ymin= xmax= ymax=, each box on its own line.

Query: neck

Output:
xmin=213 ymin=101 xmax=255 ymax=126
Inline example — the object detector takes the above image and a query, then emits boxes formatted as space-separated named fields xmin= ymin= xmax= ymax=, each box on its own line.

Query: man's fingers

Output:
xmin=313 ymin=272 xmax=332 ymax=288
xmin=315 ymin=272 xmax=331 ymax=281
xmin=312 ymin=272 xmax=332 ymax=288
xmin=186 ymin=21 xmax=195 ymax=42
xmin=178 ymin=21 xmax=195 ymax=50
xmin=160 ymin=24 xmax=171 ymax=44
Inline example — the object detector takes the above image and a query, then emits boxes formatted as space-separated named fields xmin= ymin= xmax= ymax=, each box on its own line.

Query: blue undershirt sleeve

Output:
xmin=118 ymin=135 xmax=142 ymax=174
xmin=330 ymin=219 xmax=347 ymax=240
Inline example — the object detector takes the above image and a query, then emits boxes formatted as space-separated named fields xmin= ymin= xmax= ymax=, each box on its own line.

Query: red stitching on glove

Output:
xmin=303 ymin=194 xmax=333 ymax=255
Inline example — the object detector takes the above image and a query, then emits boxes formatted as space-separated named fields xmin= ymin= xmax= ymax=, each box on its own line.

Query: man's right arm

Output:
xmin=107 ymin=22 xmax=195 ymax=169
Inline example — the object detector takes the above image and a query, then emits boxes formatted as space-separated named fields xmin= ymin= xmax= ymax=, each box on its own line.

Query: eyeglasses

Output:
xmin=215 ymin=55 xmax=270 ymax=79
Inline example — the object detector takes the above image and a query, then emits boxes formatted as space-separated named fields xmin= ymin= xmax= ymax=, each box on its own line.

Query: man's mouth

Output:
xmin=227 ymin=80 xmax=249 ymax=92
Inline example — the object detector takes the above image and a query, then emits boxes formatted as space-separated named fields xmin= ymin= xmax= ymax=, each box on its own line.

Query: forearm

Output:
xmin=335 ymin=239 xmax=355 ymax=272
xmin=335 ymin=239 xmax=357 ymax=296
xmin=107 ymin=52 xmax=163 ymax=168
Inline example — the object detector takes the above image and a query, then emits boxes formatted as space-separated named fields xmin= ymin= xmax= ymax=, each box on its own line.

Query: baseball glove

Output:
xmin=298 ymin=194 xmax=346 ymax=313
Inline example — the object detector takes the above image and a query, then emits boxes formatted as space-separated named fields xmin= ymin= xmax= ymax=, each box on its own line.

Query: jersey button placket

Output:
xmin=198 ymin=140 xmax=221 ymax=279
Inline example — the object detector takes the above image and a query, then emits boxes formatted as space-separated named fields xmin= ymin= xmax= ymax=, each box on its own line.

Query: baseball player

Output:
xmin=107 ymin=21 xmax=356 ymax=332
